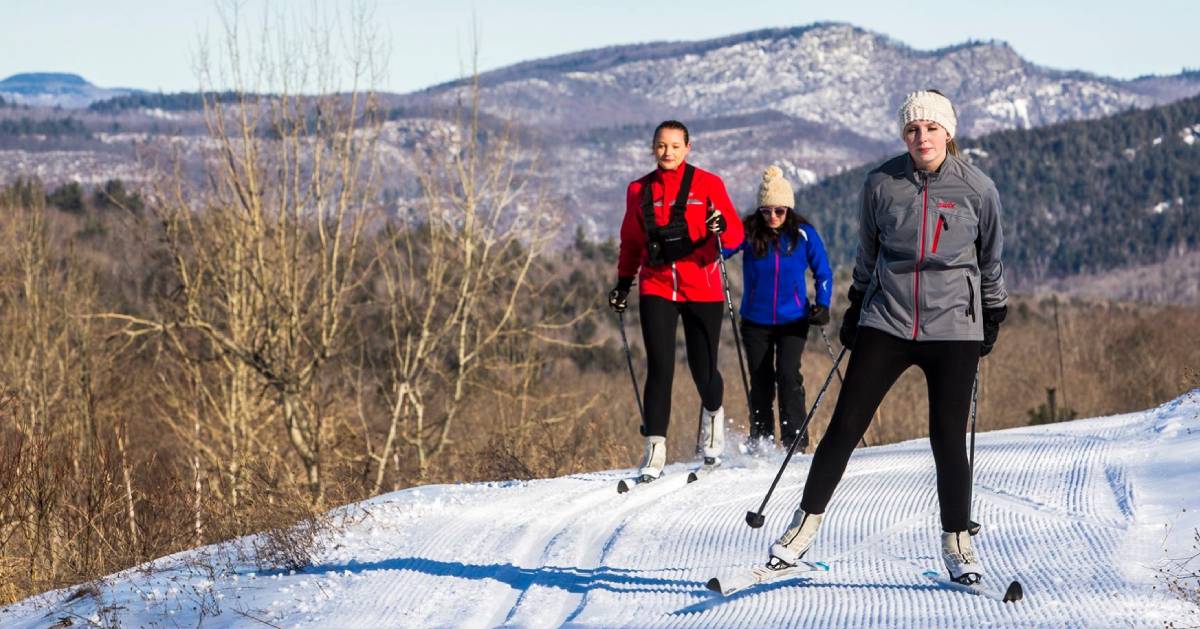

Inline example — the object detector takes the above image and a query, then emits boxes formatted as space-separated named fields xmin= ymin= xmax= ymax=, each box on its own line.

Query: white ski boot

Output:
xmin=768 ymin=510 xmax=823 ymax=569
xmin=638 ymin=436 xmax=667 ymax=482
xmin=698 ymin=406 xmax=726 ymax=466
xmin=942 ymin=530 xmax=984 ymax=584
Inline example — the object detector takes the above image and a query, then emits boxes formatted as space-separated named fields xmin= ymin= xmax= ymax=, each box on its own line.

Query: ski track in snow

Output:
xmin=3 ymin=393 xmax=1199 ymax=627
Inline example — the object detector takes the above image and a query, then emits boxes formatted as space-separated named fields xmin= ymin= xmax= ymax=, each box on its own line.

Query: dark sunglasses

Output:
xmin=758 ymin=207 xmax=788 ymax=218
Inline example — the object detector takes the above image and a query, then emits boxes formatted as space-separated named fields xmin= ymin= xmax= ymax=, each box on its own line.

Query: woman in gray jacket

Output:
xmin=766 ymin=90 xmax=1008 ymax=586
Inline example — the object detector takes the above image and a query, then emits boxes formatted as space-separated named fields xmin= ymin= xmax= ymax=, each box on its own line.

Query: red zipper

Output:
xmin=913 ymin=175 xmax=929 ymax=339
xmin=931 ymin=215 xmax=944 ymax=253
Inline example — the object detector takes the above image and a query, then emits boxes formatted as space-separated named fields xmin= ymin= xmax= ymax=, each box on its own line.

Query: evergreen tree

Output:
xmin=46 ymin=181 xmax=84 ymax=213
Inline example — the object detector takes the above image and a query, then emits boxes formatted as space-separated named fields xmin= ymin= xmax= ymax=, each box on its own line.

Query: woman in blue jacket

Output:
xmin=729 ymin=166 xmax=833 ymax=452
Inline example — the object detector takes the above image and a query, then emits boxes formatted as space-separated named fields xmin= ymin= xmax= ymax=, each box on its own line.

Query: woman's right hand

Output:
xmin=608 ymin=288 xmax=629 ymax=313
xmin=839 ymin=288 xmax=865 ymax=349
xmin=608 ymin=277 xmax=634 ymax=313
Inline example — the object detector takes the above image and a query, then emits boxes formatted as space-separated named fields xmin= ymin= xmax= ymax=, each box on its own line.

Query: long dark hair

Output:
xmin=744 ymin=208 xmax=809 ymax=258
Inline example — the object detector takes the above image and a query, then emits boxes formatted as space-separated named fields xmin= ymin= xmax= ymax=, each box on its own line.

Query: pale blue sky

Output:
xmin=2 ymin=0 xmax=1196 ymax=93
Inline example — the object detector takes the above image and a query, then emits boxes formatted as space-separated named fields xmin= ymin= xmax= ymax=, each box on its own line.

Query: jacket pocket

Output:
xmin=931 ymin=206 xmax=978 ymax=260
xmin=964 ymin=272 xmax=976 ymax=323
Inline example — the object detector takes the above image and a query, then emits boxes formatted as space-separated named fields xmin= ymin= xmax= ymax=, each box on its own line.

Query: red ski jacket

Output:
xmin=617 ymin=162 xmax=744 ymax=303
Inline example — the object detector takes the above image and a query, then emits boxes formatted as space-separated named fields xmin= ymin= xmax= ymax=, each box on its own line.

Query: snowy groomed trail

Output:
xmin=4 ymin=393 xmax=1199 ymax=627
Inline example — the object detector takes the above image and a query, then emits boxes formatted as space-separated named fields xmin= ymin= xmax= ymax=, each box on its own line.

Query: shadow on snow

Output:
xmin=671 ymin=578 xmax=948 ymax=616
xmin=306 ymin=556 xmax=703 ymax=597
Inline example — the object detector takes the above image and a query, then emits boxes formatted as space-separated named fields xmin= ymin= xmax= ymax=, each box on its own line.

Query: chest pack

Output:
xmin=643 ymin=164 xmax=701 ymax=267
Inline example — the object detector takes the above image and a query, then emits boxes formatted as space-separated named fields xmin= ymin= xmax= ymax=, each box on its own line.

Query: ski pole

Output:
xmin=967 ymin=366 xmax=981 ymax=536
xmin=819 ymin=327 xmax=866 ymax=448
xmin=746 ymin=347 xmax=846 ymax=529
xmin=617 ymin=311 xmax=647 ymax=434
xmin=713 ymin=230 xmax=753 ymax=431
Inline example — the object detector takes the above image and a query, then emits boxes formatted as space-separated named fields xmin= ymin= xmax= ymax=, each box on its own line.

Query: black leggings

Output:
xmin=639 ymin=295 xmax=724 ymax=438
xmin=800 ymin=326 xmax=981 ymax=532
xmin=741 ymin=319 xmax=808 ymax=443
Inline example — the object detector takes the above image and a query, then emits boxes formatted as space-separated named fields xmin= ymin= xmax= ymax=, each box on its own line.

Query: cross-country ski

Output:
xmin=922 ymin=570 xmax=1024 ymax=603
xmin=707 ymin=560 xmax=831 ymax=597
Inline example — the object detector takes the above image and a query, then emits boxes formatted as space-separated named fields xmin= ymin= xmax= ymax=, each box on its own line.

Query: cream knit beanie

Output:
xmin=898 ymin=90 xmax=957 ymax=139
xmin=757 ymin=165 xmax=794 ymax=209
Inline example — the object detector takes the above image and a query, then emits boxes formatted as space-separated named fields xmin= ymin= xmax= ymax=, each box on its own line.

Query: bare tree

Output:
xmin=0 ymin=186 xmax=135 ymax=595
xmin=109 ymin=3 xmax=386 ymax=506
xmin=364 ymin=63 xmax=594 ymax=487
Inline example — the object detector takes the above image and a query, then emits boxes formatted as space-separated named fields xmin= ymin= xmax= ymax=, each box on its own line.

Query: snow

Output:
xmin=3 ymin=391 xmax=1199 ymax=627
xmin=960 ymin=147 xmax=991 ymax=162
xmin=1181 ymin=123 xmax=1199 ymax=145
xmin=140 ymin=107 xmax=181 ymax=120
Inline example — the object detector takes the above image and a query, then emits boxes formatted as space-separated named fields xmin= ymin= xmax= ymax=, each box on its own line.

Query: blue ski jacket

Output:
xmin=725 ymin=224 xmax=833 ymax=325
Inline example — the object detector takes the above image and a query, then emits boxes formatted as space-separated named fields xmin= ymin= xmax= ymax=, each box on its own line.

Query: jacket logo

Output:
xmin=937 ymin=201 xmax=956 ymax=209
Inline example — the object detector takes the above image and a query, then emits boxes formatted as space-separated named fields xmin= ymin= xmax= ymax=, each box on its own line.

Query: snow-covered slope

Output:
xmin=4 ymin=392 xmax=1198 ymax=627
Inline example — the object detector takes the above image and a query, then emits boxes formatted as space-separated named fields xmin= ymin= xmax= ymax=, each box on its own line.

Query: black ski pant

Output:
xmin=800 ymin=326 xmax=981 ymax=532
xmin=741 ymin=319 xmax=808 ymax=445
xmin=639 ymin=295 xmax=724 ymax=438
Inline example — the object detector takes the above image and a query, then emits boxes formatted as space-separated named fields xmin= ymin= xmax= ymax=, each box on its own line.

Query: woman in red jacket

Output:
xmin=607 ymin=120 xmax=745 ymax=483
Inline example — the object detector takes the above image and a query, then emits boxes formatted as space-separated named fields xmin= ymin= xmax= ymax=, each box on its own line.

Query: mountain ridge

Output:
xmin=409 ymin=22 xmax=1200 ymax=140
xmin=0 ymin=72 xmax=140 ymax=108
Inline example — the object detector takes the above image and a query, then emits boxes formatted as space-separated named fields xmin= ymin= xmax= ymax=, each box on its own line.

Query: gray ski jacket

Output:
xmin=852 ymin=152 xmax=1008 ymax=342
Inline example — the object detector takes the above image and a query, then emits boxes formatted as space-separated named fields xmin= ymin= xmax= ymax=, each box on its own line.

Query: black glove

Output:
xmin=807 ymin=304 xmax=830 ymax=327
xmin=980 ymin=306 xmax=1007 ymax=357
xmin=839 ymin=287 xmax=865 ymax=350
xmin=608 ymin=276 xmax=634 ymax=313
xmin=706 ymin=208 xmax=727 ymax=234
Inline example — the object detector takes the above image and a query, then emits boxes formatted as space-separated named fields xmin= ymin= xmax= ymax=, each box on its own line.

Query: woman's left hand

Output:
xmin=807 ymin=304 xmax=830 ymax=326
xmin=980 ymin=306 xmax=1007 ymax=356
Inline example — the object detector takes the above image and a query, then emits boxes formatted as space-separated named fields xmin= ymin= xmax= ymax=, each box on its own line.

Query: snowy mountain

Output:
xmin=3 ymin=391 xmax=1198 ymax=627
xmin=398 ymin=23 xmax=1200 ymax=236
xmin=424 ymin=23 xmax=1200 ymax=140
xmin=5 ymin=24 xmax=1200 ymax=245
xmin=0 ymin=73 xmax=140 ymax=109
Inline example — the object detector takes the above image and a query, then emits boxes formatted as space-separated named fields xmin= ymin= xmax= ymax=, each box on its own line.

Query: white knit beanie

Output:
xmin=898 ymin=90 xmax=957 ymax=139
xmin=756 ymin=165 xmax=794 ymax=209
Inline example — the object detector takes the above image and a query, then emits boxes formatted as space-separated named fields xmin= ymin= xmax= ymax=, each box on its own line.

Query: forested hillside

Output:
xmin=797 ymin=95 xmax=1200 ymax=286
